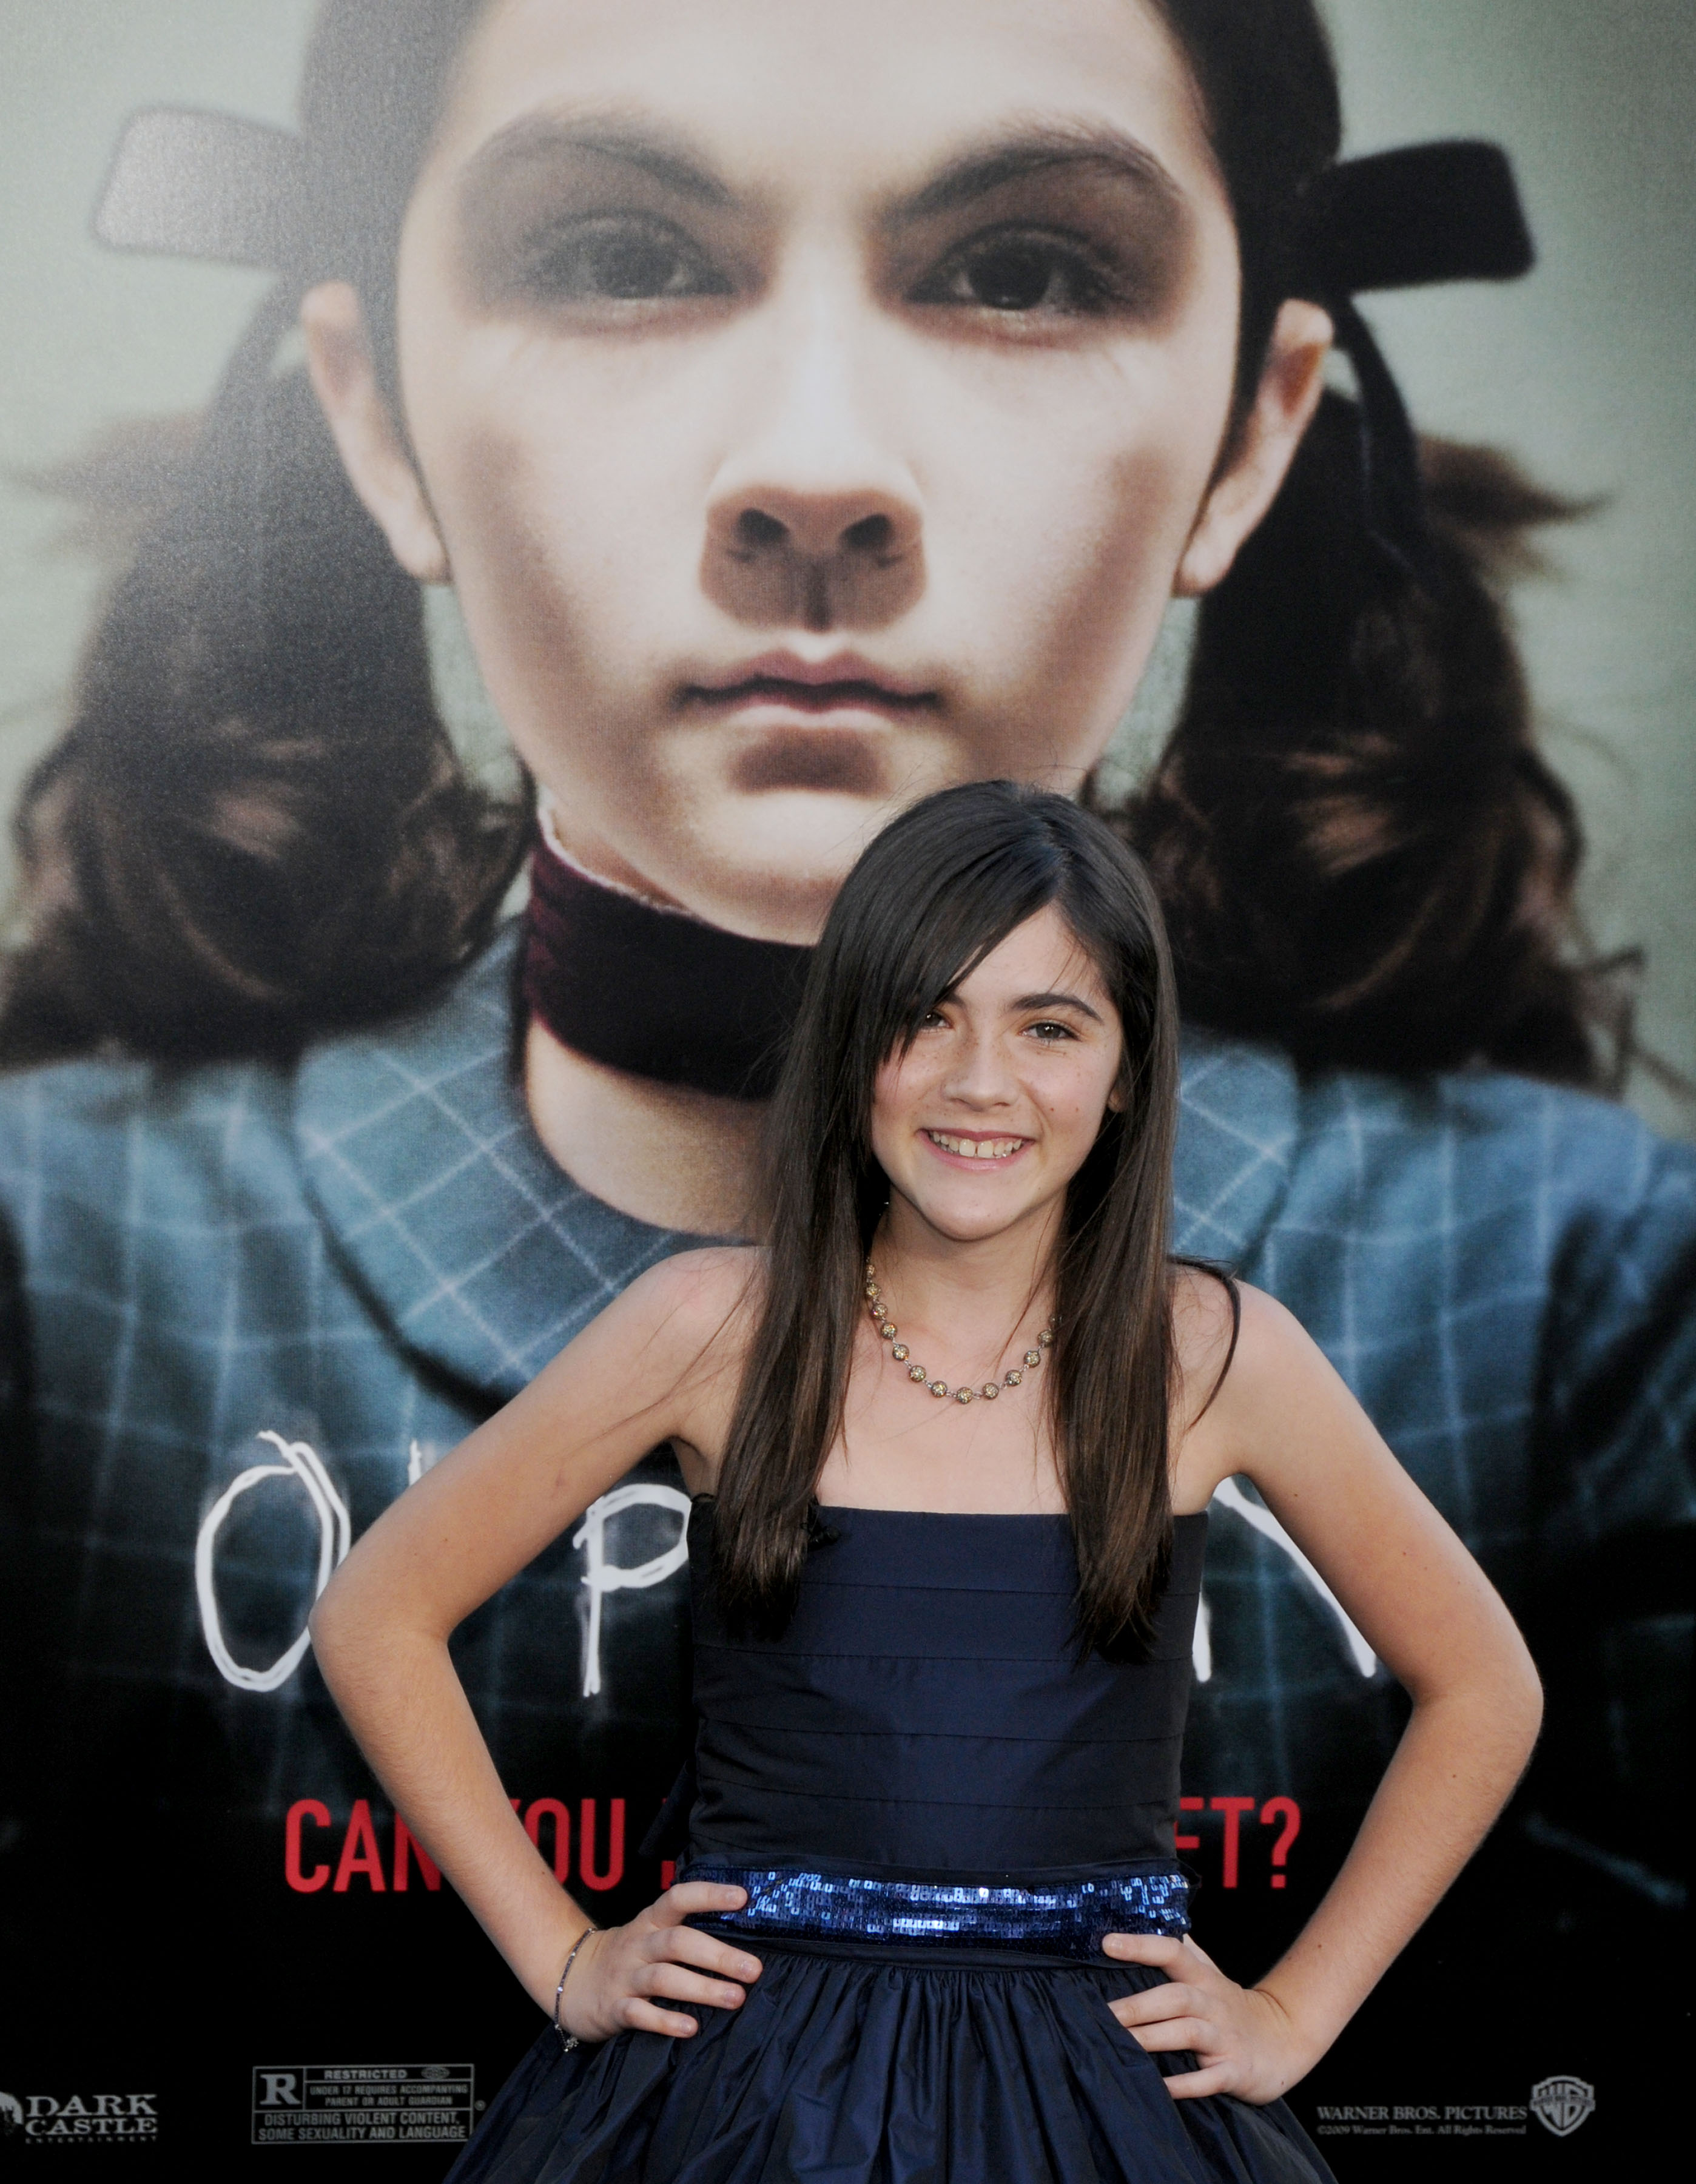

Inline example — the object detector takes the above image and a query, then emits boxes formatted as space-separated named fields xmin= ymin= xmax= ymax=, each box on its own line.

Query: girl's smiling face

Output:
xmin=308 ymin=0 xmax=1326 ymax=942
xmin=869 ymin=904 xmax=1125 ymax=1249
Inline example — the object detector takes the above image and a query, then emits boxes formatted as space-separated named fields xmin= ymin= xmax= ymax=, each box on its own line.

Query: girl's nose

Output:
xmin=943 ymin=1031 xmax=1018 ymax=1109
xmin=703 ymin=265 xmax=923 ymax=618
xmin=722 ymin=497 xmax=914 ymax=568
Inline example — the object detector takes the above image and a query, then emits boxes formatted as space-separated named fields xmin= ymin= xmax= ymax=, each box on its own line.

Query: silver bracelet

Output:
xmin=553 ymin=1927 xmax=597 ymax=2054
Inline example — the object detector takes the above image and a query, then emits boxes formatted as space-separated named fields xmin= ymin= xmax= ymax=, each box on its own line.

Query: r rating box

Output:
xmin=252 ymin=2064 xmax=476 ymax=2146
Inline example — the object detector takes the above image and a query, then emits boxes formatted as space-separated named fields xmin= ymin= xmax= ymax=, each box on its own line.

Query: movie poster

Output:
xmin=1 ymin=2 xmax=1689 ymax=2176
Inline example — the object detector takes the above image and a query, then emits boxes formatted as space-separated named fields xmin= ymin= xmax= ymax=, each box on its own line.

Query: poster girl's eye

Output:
xmin=519 ymin=215 xmax=732 ymax=304
xmin=915 ymin=228 xmax=1120 ymax=317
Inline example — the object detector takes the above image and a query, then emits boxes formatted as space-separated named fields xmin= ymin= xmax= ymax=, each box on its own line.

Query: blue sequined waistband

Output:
xmin=678 ymin=1863 xmax=1190 ymax=1957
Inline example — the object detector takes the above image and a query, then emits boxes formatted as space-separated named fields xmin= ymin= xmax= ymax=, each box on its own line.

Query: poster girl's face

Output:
xmin=312 ymin=0 xmax=1327 ymax=943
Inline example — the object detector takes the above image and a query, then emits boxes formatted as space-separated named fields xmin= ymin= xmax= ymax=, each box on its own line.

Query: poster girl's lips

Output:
xmin=681 ymin=651 xmax=939 ymax=719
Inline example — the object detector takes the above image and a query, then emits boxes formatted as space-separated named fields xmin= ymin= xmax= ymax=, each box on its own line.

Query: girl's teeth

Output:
xmin=930 ymin=1132 xmax=1021 ymax=1158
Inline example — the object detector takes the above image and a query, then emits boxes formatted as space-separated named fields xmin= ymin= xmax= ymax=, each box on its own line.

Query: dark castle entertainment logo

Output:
xmin=1530 ymin=2076 xmax=1595 ymax=2137
xmin=0 ymin=2089 xmax=158 ymax=2141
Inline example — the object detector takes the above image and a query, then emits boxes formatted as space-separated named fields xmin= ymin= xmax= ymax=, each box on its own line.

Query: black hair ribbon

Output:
xmin=1293 ymin=141 xmax=1535 ymax=584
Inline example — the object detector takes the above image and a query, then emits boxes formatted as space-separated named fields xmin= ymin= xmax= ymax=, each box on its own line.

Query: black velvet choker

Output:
xmin=522 ymin=834 xmax=813 ymax=1100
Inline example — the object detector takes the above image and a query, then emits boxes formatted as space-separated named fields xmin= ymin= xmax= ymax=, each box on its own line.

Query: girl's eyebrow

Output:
xmin=936 ymin=982 xmax=1105 ymax=1021
xmin=1009 ymin=989 xmax=1106 ymax=1022
xmin=889 ymin=123 xmax=1188 ymax=226
xmin=457 ymin=110 xmax=1185 ymax=232
xmin=459 ymin=110 xmax=737 ymax=215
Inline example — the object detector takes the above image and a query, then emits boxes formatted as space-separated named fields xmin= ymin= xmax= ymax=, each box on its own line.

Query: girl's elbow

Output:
xmin=305 ymin=1588 xmax=341 ymax=1668
xmin=1421 ymin=1631 xmax=1541 ymax=1759
xmin=1481 ymin=1633 xmax=1544 ymax=1779
xmin=308 ymin=1558 xmax=442 ymax=1684
xmin=306 ymin=1562 xmax=363 ymax=1672
xmin=1503 ymin=1608 xmax=1542 ymax=1707
xmin=1510 ymin=1646 xmax=1544 ymax=1757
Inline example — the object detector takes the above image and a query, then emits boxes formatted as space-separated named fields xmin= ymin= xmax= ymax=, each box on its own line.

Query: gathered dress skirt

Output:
xmin=446 ymin=1935 xmax=1334 ymax=2184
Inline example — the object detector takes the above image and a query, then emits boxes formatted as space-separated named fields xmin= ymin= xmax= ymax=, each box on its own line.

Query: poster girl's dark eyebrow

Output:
xmin=889 ymin=124 xmax=1188 ymax=226
xmin=459 ymin=111 xmax=738 ymax=214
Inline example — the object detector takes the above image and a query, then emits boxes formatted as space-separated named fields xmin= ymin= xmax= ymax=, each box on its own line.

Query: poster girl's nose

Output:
xmin=720 ymin=495 xmax=917 ymax=567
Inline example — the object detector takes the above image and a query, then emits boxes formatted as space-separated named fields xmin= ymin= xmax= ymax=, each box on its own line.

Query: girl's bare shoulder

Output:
xmin=1169 ymin=1261 xmax=1240 ymax=1417
xmin=616 ymin=1244 xmax=766 ymax=1363
xmin=1171 ymin=1269 xmax=1370 ymax=1509
xmin=1172 ymin=1267 xmax=1318 ymax=1401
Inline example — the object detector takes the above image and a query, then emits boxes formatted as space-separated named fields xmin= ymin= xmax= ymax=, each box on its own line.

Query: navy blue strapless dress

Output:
xmin=449 ymin=1506 xmax=1335 ymax=2184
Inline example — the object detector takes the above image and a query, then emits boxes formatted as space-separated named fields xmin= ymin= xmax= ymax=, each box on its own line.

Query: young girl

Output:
xmin=2 ymin=0 xmax=1686 ymax=2139
xmin=311 ymin=783 xmax=1543 ymax=2182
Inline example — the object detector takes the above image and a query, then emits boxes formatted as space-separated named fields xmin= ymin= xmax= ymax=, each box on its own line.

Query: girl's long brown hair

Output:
xmin=712 ymin=781 xmax=1185 ymax=1657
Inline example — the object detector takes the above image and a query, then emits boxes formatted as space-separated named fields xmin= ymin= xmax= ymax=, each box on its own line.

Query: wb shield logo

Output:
xmin=1530 ymin=2076 xmax=1595 ymax=2137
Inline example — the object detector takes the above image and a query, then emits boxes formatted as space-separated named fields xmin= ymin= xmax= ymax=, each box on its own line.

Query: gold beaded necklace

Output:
xmin=863 ymin=1258 xmax=1055 ymax=1407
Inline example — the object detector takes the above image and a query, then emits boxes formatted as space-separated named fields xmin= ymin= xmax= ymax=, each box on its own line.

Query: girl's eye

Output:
xmin=915 ymin=228 xmax=1119 ymax=317
xmin=518 ymin=215 xmax=732 ymax=305
xmin=1026 ymin=1020 xmax=1075 ymax=1042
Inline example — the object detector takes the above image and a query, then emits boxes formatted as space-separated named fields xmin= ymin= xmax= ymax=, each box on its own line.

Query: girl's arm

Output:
xmin=1108 ymin=1280 xmax=1543 ymax=2101
xmin=307 ymin=1246 xmax=762 ymax=2040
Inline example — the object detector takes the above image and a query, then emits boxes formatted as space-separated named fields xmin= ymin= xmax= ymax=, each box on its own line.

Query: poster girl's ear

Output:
xmin=1174 ymin=299 xmax=1333 ymax=599
xmin=1177 ymin=141 xmax=1535 ymax=601
xmin=300 ymin=281 xmax=451 ymax=586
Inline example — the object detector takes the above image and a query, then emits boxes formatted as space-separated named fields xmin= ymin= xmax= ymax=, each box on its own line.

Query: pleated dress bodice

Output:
xmin=687 ymin=1503 xmax=1207 ymax=1879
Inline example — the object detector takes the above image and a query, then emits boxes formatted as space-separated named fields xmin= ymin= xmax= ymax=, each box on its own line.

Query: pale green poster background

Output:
xmin=1 ymin=0 xmax=1692 ymax=1136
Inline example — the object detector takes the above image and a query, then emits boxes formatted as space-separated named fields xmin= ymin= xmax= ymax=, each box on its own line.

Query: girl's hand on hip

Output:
xmin=1102 ymin=1932 xmax=1313 ymax=2103
xmin=560 ymin=1883 xmax=762 ymax=2041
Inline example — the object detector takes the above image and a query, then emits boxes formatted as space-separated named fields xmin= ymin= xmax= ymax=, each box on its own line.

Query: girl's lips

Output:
xmin=681 ymin=650 xmax=940 ymax=719
xmin=688 ymin=677 xmax=935 ymax=719
xmin=923 ymin=1128 xmax=1032 ymax=1168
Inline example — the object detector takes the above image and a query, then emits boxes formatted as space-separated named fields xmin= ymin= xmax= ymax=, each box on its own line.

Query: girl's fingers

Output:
xmin=1118 ymin=2014 xmax=1217 ymax=2055
xmin=1102 ymin=1932 xmax=1183 ymax=1967
xmin=621 ymin=1997 xmax=701 ymax=2039
xmin=639 ymin=1961 xmax=747 ymax=2011
xmin=573 ymin=1902 xmax=758 ymax=2043
xmin=648 ymin=1924 xmax=762 ymax=1983
xmin=1109 ymin=1983 xmax=1202 ymax=2027
xmin=648 ymin=1881 xmax=749 ymax=1924
xmin=1163 ymin=2063 xmax=1235 ymax=2101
